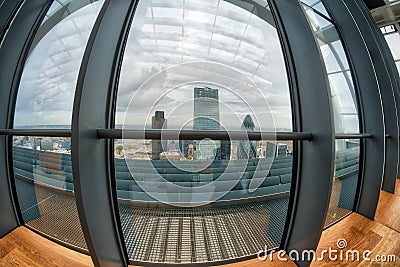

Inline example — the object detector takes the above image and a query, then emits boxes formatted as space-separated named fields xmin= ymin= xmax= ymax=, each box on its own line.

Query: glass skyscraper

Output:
xmin=193 ymin=87 xmax=231 ymax=160
xmin=237 ymin=114 xmax=257 ymax=159
xmin=193 ymin=87 xmax=220 ymax=131
xmin=193 ymin=87 xmax=220 ymax=159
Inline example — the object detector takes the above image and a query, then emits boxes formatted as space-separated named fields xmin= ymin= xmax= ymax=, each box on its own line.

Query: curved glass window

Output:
xmin=14 ymin=0 xmax=104 ymax=129
xmin=385 ymin=32 xmax=400 ymax=73
xmin=302 ymin=2 xmax=360 ymax=227
xmin=11 ymin=0 xmax=105 ymax=251
xmin=114 ymin=0 xmax=293 ymax=263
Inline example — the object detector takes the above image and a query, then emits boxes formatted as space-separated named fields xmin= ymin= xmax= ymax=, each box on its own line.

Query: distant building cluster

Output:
xmin=13 ymin=136 xmax=71 ymax=153
xmin=112 ymin=87 xmax=294 ymax=161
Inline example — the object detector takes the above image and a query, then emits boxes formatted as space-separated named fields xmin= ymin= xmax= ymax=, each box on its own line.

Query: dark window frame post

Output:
xmin=71 ymin=0 xmax=137 ymax=266
xmin=0 ymin=0 xmax=51 ymax=237
xmin=269 ymin=1 xmax=334 ymax=266
xmin=322 ymin=0 xmax=387 ymax=219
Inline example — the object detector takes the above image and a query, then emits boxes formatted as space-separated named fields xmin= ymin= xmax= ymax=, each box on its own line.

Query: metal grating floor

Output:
xmin=15 ymin=177 xmax=289 ymax=264
xmin=119 ymin=197 xmax=289 ymax=264
xmin=324 ymin=179 xmax=352 ymax=228
xmin=16 ymin=178 xmax=88 ymax=251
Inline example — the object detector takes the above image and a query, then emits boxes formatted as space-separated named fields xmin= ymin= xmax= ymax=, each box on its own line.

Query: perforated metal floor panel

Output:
xmin=15 ymin=177 xmax=289 ymax=263
xmin=119 ymin=197 xmax=289 ymax=264
xmin=16 ymin=178 xmax=88 ymax=251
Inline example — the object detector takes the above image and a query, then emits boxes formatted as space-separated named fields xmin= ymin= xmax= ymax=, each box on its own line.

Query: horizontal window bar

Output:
xmin=1 ymin=129 xmax=373 ymax=140
xmin=335 ymin=133 xmax=373 ymax=139
xmin=97 ymin=129 xmax=313 ymax=141
xmin=0 ymin=129 xmax=71 ymax=137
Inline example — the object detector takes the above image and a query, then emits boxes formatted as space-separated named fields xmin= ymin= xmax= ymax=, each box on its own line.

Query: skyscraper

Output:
xmin=152 ymin=111 xmax=167 ymax=160
xmin=193 ymin=87 xmax=220 ymax=130
xmin=193 ymin=87 xmax=230 ymax=160
xmin=237 ymin=115 xmax=257 ymax=159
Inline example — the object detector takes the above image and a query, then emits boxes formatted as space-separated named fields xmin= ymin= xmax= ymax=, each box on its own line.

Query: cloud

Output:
xmin=14 ymin=0 xmax=293 ymax=131
xmin=14 ymin=1 xmax=104 ymax=127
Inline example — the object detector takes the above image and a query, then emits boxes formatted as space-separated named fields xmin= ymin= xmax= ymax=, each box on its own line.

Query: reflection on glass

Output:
xmin=302 ymin=4 xmax=359 ymax=134
xmin=385 ymin=33 xmax=400 ymax=74
xmin=115 ymin=0 xmax=293 ymax=263
xmin=115 ymin=140 xmax=293 ymax=262
xmin=325 ymin=140 xmax=359 ymax=228
xmin=302 ymin=3 xmax=360 ymax=227
xmin=10 ymin=0 xmax=104 ymax=251
xmin=300 ymin=0 xmax=330 ymax=17
xmin=14 ymin=0 xmax=104 ymax=128
xmin=12 ymin=136 xmax=86 ymax=250
xmin=116 ymin=0 xmax=292 ymax=131
xmin=385 ymin=33 xmax=400 ymax=60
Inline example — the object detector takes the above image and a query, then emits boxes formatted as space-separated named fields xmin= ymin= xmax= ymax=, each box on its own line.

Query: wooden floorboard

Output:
xmin=312 ymin=213 xmax=400 ymax=266
xmin=0 ymin=227 xmax=93 ymax=267
xmin=375 ymin=190 xmax=400 ymax=232
xmin=212 ymin=254 xmax=296 ymax=267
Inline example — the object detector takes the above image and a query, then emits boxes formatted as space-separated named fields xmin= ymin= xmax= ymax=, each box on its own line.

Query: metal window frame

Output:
xmin=71 ymin=0 xmax=138 ymax=266
xmin=0 ymin=0 xmax=25 ymax=46
xmin=0 ymin=0 xmax=51 ymax=238
xmin=357 ymin=1 xmax=400 ymax=181
xmin=269 ymin=1 xmax=334 ymax=266
xmin=322 ymin=0 xmax=386 ymax=219
xmin=303 ymin=1 xmax=371 ymax=226
xmin=353 ymin=0 xmax=399 ymax=194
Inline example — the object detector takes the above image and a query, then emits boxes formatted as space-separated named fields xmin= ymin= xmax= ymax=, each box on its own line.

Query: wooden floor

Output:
xmin=1 ymin=180 xmax=399 ymax=267
xmin=312 ymin=213 xmax=400 ymax=266
xmin=375 ymin=179 xmax=400 ymax=232
xmin=0 ymin=227 xmax=92 ymax=267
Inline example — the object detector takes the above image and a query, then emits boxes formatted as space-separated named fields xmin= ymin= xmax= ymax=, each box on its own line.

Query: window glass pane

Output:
xmin=13 ymin=136 xmax=87 ymax=250
xmin=14 ymin=0 xmax=104 ymax=129
xmin=302 ymin=5 xmax=333 ymax=35
xmin=302 ymin=3 xmax=360 ymax=227
xmin=325 ymin=140 xmax=359 ymax=228
xmin=303 ymin=5 xmax=359 ymax=134
xmin=385 ymin=33 xmax=400 ymax=60
xmin=115 ymin=140 xmax=293 ymax=263
xmin=300 ymin=0 xmax=330 ymax=18
xmin=115 ymin=0 xmax=293 ymax=263
xmin=11 ymin=0 xmax=105 ymax=252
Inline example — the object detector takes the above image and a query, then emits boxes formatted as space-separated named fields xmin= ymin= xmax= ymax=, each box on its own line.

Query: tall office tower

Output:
xmin=237 ymin=115 xmax=257 ymax=159
xmin=193 ymin=87 xmax=220 ymax=130
xmin=152 ymin=111 xmax=167 ymax=160
xmin=193 ymin=87 xmax=228 ymax=159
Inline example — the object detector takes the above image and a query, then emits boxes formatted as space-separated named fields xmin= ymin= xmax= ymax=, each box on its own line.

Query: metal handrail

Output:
xmin=97 ymin=129 xmax=313 ymax=141
xmin=0 ymin=129 xmax=71 ymax=137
